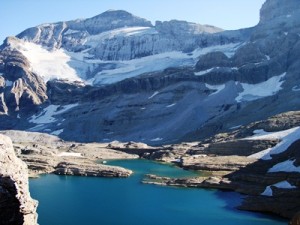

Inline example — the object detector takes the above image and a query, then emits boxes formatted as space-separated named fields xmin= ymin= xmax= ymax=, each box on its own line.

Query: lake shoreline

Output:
xmin=2 ymin=130 xmax=297 ymax=222
xmin=30 ymin=159 xmax=288 ymax=225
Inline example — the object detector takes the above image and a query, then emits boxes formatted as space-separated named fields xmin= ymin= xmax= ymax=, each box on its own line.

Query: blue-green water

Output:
xmin=29 ymin=159 xmax=287 ymax=225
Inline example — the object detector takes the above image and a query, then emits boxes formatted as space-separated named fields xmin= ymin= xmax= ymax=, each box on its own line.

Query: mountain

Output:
xmin=0 ymin=0 xmax=300 ymax=146
xmin=1 ymin=0 xmax=300 ymax=222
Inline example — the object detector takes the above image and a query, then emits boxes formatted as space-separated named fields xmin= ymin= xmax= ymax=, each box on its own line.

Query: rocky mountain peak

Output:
xmin=74 ymin=9 xmax=153 ymax=35
xmin=259 ymin=0 xmax=300 ymax=24
xmin=97 ymin=9 xmax=149 ymax=22
xmin=1 ymin=36 xmax=21 ymax=49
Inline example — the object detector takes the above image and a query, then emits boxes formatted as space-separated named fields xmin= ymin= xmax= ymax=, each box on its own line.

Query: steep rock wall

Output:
xmin=0 ymin=134 xmax=38 ymax=225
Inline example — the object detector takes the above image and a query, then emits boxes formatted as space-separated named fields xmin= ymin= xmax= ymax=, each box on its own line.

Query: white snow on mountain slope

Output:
xmin=9 ymin=34 xmax=242 ymax=86
xmin=192 ymin=42 xmax=243 ymax=58
xmin=148 ymin=91 xmax=159 ymax=99
xmin=151 ymin=137 xmax=163 ymax=142
xmin=57 ymin=152 xmax=82 ymax=157
xmin=269 ymin=159 xmax=300 ymax=173
xmin=29 ymin=103 xmax=79 ymax=124
xmin=195 ymin=67 xmax=238 ymax=76
xmin=87 ymin=43 xmax=242 ymax=85
xmin=89 ymin=51 xmax=195 ymax=85
xmin=205 ymin=84 xmax=226 ymax=96
xmin=261 ymin=181 xmax=296 ymax=196
xmin=245 ymin=127 xmax=299 ymax=140
xmin=166 ymin=103 xmax=176 ymax=108
xmin=85 ymin=27 xmax=157 ymax=47
xmin=51 ymin=129 xmax=64 ymax=136
xmin=195 ymin=68 xmax=214 ymax=76
xmin=235 ymin=73 xmax=286 ymax=103
xmin=292 ymin=85 xmax=300 ymax=92
xmin=248 ymin=126 xmax=300 ymax=160
xmin=12 ymin=41 xmax=82 ymax=82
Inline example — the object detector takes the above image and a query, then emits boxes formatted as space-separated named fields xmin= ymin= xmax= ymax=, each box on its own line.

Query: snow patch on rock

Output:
xmin=166 ymin=103 xmax=176 ymax=108
xmin=15 ymin=41 xmax=82 ymax=82
xmin=51 ymin=129 xmax=64 ymax=136
xmin=235 ymin=73 xmax=286 ymax=103
xmin=261 ymin=181 xmax=296 ymax=196
xmin=148 ymin=91 xmax=159 ymax=99
xmin=57 ymin=152 xmax=82 ymax=157
xmin=29 ymin=103 xmax=78 ymax=124
xmin=205 ymin=84 xmax=226 ymax=96
xmin=248 ymin=127 xmax=300 ymax=160
xmin=269 ymin=160 xmax=300 ymax=173
xmin=151 ymin=137 xmax=163 ymax=142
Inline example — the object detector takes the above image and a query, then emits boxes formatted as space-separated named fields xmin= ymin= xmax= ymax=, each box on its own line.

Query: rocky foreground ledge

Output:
xmin=0 ymin=134 xmax=38 ymax=225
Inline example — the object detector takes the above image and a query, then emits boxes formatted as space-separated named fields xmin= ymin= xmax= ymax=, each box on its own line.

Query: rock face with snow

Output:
xmin=199 ymin=111 xmax=300 ymax=218
xmin=16 ymin=10 xmax=227 ymax=61
xmin=0 ymin=134 xmax=38 ymax=225
xmin=1 ymin=1 xmax=300 ymax=146
xmin=141 ymin=110 xmax=300 ymax=218
xmin=0 ymin=37 xmax=48 ymax=115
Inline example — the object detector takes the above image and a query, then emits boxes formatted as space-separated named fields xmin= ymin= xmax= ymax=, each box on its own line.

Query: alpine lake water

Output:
xmin=29 ymin=159 xmax=288 ymax=225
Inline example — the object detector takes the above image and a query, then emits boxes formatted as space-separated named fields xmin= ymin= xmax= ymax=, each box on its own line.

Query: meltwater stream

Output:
xmin=30 ymin=159 xmax=287 ymax=225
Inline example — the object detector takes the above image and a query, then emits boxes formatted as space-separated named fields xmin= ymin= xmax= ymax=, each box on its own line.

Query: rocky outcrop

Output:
xmin=139 ymin=110 xmax=300 ymax=219
xmin=181 ymin=155 xmax=256 ymax=172
xmin=0 ymin=37 xmax=48 ymax=113
xmin=195 ymin=51 xmax=231 ymax=71
xmin=253 ymin=0 xmax=300 ymax=41
xmin=0 ymin=76 xmax=8 ymax=114
xmin=259 ymin=0 xmax=300 ymax=24
xmin=206 ymin=139 xmax=278 ymax=156
xmin=204 ymin=111 xmax=300 ymax=144
xmin=1 ymin=130 xmax=137 ymax=178
xmin=55 ymin=161 xmax=132 ymax=177
xmin=0 ymin=134 xmax=38 ymax=225
xmin=107 ymin=141 xmax=158 ymax=156
xmin=143 ymin=174 xmax=235 ymax=190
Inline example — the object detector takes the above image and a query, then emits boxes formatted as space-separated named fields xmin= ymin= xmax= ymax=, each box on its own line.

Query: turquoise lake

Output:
xmin=29 ymin=159 xmax=287 ymax=225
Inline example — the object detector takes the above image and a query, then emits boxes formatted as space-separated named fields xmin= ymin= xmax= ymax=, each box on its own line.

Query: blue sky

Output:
xmin=0 ymin=0 xmax=265 ymax=43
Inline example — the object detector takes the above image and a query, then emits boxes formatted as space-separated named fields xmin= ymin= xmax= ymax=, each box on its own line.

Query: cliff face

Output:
xmin=16 ymin=10 xmax=230 ymax=61
xmin=0 ymin=37 xmax=48 ymax=115
xmin=259 ymin=0 xmax=300 ymax=24
xmin=0 ymin=134 xmax=38 ymax=225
